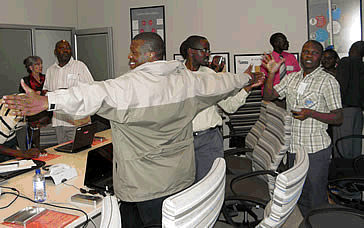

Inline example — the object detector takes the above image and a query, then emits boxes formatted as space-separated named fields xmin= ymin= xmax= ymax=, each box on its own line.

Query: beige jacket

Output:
xmin=47 ymin=60 xmax=251 ymax=201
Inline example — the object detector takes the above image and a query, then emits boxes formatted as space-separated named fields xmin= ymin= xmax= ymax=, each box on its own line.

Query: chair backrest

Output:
xmin=257 ymin=146 xmax=309 ymax=228
xmin=245 ymin=100 xmax=269 ymax=149
xmin=100 ymin=194 xmax=122 ymax=228
xmin=252 ymin=102 xmax=291 ymax=172
xmin=162 ymin=158 xmax=226 ymax=228
xmin=251 ymin=102 xmax=292 ymax=195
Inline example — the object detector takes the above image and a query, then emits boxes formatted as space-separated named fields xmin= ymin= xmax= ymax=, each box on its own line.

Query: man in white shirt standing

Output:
xmin=43 ymin=40 xmax=94 ymax=144
xmin=180 ymin=35 xmax=264 ymax=181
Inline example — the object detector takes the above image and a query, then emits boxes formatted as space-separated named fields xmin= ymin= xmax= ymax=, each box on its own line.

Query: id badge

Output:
xmin=297 ymin=82 xmax=307 ymax=95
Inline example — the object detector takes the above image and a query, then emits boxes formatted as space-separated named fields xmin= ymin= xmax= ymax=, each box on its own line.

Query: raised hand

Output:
xmin=261 ymin=53 xmax=285 ymax=75
xmin=2 ymin=79 xmax=48 ymax=116
xmin=250 ymin=72 xmax=265 ymax=88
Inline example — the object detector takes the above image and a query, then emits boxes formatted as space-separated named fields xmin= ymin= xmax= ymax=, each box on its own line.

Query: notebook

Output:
xmin=0 ymin=159 xmax=45 ymax=182
xmin=84 ymin=143 xmax=114 ymax=194
xmin=54 ymin=123 xmax=97 ymax=153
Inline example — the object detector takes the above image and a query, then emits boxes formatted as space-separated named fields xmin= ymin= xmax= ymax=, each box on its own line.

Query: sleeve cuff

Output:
xmin=238 ymin=88 xmax=250 ymax=100
xmin=46 ymin=92 xmax=57 ymax=111
xmin=49 ymin=103 xmax=56 ymax=111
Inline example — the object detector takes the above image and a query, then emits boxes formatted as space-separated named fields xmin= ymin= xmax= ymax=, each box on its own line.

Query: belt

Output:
xmin=193 ymin=126 xmax=218 ymax=136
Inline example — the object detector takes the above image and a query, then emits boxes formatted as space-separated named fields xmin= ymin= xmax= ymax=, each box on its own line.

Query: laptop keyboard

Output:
xmin=56 ymin=142 xmax=73 ymax=151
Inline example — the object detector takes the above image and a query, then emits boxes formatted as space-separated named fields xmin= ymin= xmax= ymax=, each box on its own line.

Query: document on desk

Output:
xmin=2 ymin=207 xmax=79 ymax=228
xmin=0 ymin=160 xmax=36 ymax=173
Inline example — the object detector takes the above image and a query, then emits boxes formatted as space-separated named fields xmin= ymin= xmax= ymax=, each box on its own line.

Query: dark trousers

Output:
xmin=193 ymin=127 xmax=224 ymax=182
xmin=287 ymin=145 xmax=332 ymax=217
xmin=119 ymin=195 xmax=169 ymax=228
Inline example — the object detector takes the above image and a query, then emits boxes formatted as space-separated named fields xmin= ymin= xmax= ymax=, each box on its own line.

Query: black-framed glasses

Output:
xmin=190 ymin=47 xmax=211 ymax=54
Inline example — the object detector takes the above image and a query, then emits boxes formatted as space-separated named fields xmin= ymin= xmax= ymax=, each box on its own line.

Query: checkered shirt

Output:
xmin=274 ymin=67 xmax=342 ymax=154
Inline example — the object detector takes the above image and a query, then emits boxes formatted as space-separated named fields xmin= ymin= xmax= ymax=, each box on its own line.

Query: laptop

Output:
xmin=84 ymin=143 xmax=114 ymax=194
xmin=54 ymin=123 xmax=97 ymax=153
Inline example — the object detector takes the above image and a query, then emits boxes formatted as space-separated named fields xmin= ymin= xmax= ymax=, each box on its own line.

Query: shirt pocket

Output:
xmin=301 ymin=92 xmax=319 ymax=109
xmin=67 ymin=74 xmax=79 ymax=87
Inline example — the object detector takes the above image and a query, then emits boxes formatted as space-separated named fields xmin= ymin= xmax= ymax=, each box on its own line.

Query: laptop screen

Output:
xmin=84 ymin=143 xmax=113 ymax=194
xmin=54 ymin=122 xmax=97 ymax=153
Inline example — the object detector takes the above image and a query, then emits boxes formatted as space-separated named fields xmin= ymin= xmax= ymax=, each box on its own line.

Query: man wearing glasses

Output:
xmin=180 ymin=35 xmax=264 ymax=181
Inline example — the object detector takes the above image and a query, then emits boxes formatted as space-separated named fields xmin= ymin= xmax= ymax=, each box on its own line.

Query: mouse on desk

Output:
xmin=44 ymin=164 xmax=78 ymax=185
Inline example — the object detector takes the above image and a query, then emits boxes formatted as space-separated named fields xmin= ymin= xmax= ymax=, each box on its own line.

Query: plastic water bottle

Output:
xmin=33 ymin=169 xmax=46 ymax=202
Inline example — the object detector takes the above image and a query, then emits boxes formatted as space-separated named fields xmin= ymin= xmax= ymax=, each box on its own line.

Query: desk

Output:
xmin=0 ymin=129 xmax=112 ymax=228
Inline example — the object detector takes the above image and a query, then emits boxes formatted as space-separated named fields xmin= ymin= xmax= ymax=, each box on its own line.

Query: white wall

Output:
xmin=2 ymin=0 xmax=362 ymax=77
xmin=0 ymin=0 xmax=77 ymax=27
xmin=77 ymin=0 xmax=308 ymax=76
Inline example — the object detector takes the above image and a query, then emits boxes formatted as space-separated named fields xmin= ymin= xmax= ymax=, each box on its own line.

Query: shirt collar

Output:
xmin=272 ymin=50 xmax=288 ymax=57
xmin=301 ymin=66 xmax=322 ymax=79
xmin=55 ymin=56 xmax=75 ymax=69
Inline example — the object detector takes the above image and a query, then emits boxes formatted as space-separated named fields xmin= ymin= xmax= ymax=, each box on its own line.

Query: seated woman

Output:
xmin=19 ymin=56 xmax=52 ymax=149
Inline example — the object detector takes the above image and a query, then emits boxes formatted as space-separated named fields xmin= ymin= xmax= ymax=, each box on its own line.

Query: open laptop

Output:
xmin=84 ymin=143 xmax=113 ymax=194
xmin=54 ymin=123 xmax=97 ymax=153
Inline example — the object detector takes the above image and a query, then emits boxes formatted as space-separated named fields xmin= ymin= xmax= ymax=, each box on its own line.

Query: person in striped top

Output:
xmin=0 ymin=98 xmax=44 ymax=162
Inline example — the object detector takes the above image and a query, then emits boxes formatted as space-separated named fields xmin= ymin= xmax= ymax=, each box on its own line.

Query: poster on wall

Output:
xmin=130 ymin=5 xmax=166 ymax=57
xmin=234 ymin=54 xmax=263 ymax=74
xmin=307 ymin=0 xmax=362 ymax=56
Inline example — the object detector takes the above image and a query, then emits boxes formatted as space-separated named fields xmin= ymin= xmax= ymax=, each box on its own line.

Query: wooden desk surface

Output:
xmin=0 ymin=129 xmax=112 ymax=227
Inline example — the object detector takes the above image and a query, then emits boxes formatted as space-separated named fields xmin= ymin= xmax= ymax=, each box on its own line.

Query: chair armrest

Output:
xmin=328 ymin=176 xmax=364 ymax=184
xmin=335 ymin=135 xmax=364 ymax=158
xmin=303 ymin=205 xmax=364 ymax=228
xmin=224 ymin=147 xmax=253 ymax=157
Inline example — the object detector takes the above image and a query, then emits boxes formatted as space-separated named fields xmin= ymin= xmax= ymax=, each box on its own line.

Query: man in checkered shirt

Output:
xmin=262 ymin=40 xmax=343 ymax=217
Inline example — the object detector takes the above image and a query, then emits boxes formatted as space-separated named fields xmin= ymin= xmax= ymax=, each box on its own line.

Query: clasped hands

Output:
xmin=243 ymin=65 xmax=265 ymax=89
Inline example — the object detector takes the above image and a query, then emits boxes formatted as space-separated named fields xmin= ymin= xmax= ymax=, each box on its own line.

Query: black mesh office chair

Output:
xmin=224 ymin=87 xmax=262 ymax=151
xmin=299 ymin=204 xmax=364 ymax=228
xmin=328 ymin=135 xmax=364 ymax=211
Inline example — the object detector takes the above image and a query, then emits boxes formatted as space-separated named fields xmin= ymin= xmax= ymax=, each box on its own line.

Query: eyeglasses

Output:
xmin=190 ymin=47 xmax=211 ymax=54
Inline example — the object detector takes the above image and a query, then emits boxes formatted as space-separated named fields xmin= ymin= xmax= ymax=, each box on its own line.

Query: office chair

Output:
xmin=257 ymin=145 xmax=308 ymax=227
xmin=299 ymin=204 xmax=364 ymax=228
xmin=222 ymin=146 xmax=308 ymax=228
xmin=328 ymin=135 xmax=364 ymax=211
xmin=100 ymin=194 xmax=122 ymax=228
xmin=162 ymin=158 xmax=226 ymax=227
xmin=224 ymin=100 xmax=268 ymax=176
xmin=221 ymin=102 xmax=295 ymax=227
xmin=225 ymin=101 xmax=291 ymax=177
